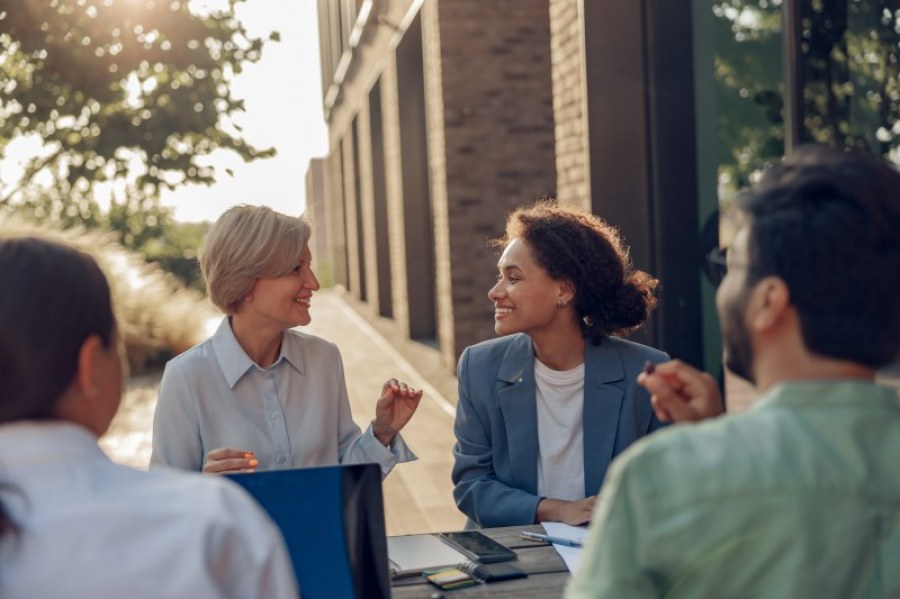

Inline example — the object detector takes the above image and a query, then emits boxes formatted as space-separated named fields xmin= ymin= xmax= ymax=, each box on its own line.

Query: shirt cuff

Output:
xmin=361 ymin=423 xmax=418 ymax=476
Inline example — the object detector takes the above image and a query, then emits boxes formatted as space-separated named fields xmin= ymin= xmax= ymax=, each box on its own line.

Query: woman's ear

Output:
xmin=54 ymin=334 xmax=111 ymax=437
xmin=76 ymin=334 xmax=104 ymax=399
xmin=559 ymin=280 xmax=576 ymax=305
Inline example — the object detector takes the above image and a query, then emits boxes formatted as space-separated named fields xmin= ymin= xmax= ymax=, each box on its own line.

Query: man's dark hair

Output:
xmin=738 ymin=144 xmax=900 ymax=368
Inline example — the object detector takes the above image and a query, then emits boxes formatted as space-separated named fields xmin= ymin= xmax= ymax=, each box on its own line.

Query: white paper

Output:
xmin=540 ymin=522 xmax=588 ymax=573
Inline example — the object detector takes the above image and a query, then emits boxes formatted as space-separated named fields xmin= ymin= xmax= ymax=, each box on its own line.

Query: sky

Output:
xmin=0 ymin=1 xmax=329 ymax=224
xmin=160 ymin=1 xmax=329 ymax=222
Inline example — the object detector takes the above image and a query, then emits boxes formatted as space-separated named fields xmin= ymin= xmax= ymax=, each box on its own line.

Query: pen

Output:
xmin=520 ymin=530 xmax=584 ymax=547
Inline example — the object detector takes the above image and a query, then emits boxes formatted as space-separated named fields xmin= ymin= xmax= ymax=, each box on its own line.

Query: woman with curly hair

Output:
xmin=452 ymin=201 xmax=668 ymax=527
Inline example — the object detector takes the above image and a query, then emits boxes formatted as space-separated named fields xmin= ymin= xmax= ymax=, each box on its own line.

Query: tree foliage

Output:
xmin=710 ymin=0 xmax=899 ymax=231
xmin=798 ymin=0 xmax=899 ymax=156
xmin=712 ymin=0 xmax=786 ymax=196
xmin=0 ymin=0 xmax=276 ymax=210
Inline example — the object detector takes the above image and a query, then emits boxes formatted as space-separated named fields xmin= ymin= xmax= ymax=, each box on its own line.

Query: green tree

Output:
xmin=798 ymin=0 xmax=899 ymax=157
xmin=712 ymin=0 xmax=785 ymax=197
xmin=106 ymin=195 xmax=209 ymax=291
xmin=709 ymin=0 xmax=899 ymax=241
xmin=0 ymin=0 xmax=276 ymax=211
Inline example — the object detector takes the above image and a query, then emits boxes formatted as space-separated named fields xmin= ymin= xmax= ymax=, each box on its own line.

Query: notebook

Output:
xmin=387 ymin=534 xmax=469 ymax=578
xmin=226 ymin=464 xmax=390 ymax=599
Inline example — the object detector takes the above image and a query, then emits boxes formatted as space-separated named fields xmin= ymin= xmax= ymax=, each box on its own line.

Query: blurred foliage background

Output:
xmin=0 ymin=0 xmax=278 ymax=363
xmin=710 ymin=0 xmax=899 ymax=243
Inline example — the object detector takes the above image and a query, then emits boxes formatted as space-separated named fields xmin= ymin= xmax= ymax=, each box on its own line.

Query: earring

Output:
xmin=558 ymin=298 xmax=568 ymax=308
xmin=582 ymin=315 xmax=594 ymax=327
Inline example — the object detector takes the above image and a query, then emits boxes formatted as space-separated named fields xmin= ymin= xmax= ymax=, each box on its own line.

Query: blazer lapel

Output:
xmin=497 ymin=335 xmax=539 ymax=495
xmin=582 ymin=339 xmax=625 ymax=494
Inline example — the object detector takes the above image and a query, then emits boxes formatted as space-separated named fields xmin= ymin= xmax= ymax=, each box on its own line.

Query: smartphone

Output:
xmin=438 ymin=531 xmax=517 ymax=563
xmin=465 ymin=561 xmax=527 ymax=582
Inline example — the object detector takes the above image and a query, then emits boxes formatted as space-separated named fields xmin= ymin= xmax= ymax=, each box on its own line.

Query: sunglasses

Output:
xmin=704 ymin=247 xmax=729 ymax=287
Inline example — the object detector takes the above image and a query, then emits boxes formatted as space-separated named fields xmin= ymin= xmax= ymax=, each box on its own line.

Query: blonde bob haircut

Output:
xmin=199 ymin=205 xmax=312 ymax=315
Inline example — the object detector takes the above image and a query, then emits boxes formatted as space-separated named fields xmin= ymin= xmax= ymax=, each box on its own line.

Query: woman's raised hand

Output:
xmin=372 ymin=378 xmax=424 ymax=446
xmin=203 ymin=447 xmax=258 ymax=474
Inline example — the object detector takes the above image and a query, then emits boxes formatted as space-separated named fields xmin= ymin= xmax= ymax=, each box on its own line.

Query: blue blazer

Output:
xmin=451 ymin=333 xmax=669 ymax=527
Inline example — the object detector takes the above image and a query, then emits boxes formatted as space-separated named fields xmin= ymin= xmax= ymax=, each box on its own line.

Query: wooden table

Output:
xmin=390 ymin=525 xmax=571 ymax=598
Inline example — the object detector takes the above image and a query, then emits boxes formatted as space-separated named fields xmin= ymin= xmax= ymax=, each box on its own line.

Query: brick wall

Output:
xmin=320 ymin=0 xmax=556 ymax=370
xmin=353 ymin=100 xmax=384 ymax=311
xmin=324 ymin=147 xmax=348 ymax=289
xmin=340 ymin=133 xmax=363 ymax=298
xmin=549 ymin=0 xmax=590 ymax=210
xmin=379 ymin=55 xmax=413 ymax=337
xmin=425 ymin=0 xmax=557 ymax=365
xmin=303 ymin=158 xmax=332 ymax=286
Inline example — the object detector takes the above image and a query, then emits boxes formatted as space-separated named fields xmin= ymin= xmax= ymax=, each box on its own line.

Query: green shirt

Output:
xmin=566 ymin=381 xmax=900 ymax=598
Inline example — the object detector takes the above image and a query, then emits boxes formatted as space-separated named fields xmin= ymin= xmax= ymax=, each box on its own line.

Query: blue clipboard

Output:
xmin=226 ymin=463 xmax=390 ymax=599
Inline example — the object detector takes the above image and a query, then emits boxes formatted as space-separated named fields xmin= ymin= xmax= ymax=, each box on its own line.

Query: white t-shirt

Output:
xmin=0 ymin=421 xmax=298 ymax=598
xmin=535 ymin=359 xmax=586 ymax=501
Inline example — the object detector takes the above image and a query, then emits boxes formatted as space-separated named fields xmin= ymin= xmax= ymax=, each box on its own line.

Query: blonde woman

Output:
xmin=151 ymin=205 xmax=422 ymax=475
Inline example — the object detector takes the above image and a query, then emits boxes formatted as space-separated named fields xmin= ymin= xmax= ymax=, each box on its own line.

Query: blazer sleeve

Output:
xmin=451 ymin=346 xmax=542 ymax=527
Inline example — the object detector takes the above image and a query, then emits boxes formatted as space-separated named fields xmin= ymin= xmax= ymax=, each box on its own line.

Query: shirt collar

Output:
xmin=211 ymin=318 xmax=305 ymax=388
xmin=279 ymin=330 xmax=306 ymax=375
xmin=0 ymin=421 xmax=106 ymax=468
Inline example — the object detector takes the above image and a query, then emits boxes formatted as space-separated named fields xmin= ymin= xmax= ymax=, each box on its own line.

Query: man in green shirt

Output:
xmin=567 ymin=145 xmax=900 ymax=598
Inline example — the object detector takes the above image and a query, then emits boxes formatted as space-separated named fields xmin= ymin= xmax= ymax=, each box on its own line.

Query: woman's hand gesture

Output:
xmin=372 ymin=378 xmax=423 ymax=446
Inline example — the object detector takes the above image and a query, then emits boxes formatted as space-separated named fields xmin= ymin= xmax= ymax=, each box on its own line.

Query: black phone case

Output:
xmin=468 ymin=562 xmax=527 ymax=582
xmin=439 ymin=532 xmax=516 ymax=563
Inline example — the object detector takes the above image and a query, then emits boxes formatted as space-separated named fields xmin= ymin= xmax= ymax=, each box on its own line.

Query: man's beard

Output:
xmin=722 ymin=299 xmax=756 ymax=385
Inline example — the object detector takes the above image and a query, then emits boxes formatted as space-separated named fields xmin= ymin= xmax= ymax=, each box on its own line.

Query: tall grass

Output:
xmin=1 ymin=217 xmax=218 ymax=371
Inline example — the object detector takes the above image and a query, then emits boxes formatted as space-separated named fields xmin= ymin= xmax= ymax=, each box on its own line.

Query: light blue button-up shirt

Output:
xmin=0 ymin=421 xmax=298 ymax=598
xmin=150 ymin=318 xmax=415 ymax=475
xmin=567 ymin=381 xmax=900 ymax=598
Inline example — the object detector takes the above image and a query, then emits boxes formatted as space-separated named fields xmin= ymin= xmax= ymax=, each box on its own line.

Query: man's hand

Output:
xmin=638 ymin=359 xmax=724 ymax=423
xmin=535 ymin=496 xmax=596 ymax=526
xmin=372 ymin=378 xmax=423 ymax=446
xmin=203 ymin=447 xmax=258 ymax=474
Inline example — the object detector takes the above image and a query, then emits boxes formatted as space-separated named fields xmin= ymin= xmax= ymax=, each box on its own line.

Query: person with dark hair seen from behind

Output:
xmin=0 ymin=236 xmax=297 ymax=597
xmin=567 ymin=145 xmax=900 ymax=597
xmin=452 ymin=201 xmax=671 ymax=528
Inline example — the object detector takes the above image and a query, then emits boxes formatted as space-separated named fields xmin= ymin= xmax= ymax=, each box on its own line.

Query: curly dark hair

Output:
xmin=493 ymin=200 xmax=658 ymax=344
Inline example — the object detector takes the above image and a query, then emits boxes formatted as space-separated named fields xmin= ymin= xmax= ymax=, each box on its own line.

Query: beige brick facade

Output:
xmin=379 ymin=55 xmax=413 ymax=337
xmin=424 ymin=0 xmax=557 ymax=364
xmin=549 ymin=0 xmax=590 ymax=210
xmin=318 ymin=0 xmax=555 ymax=369
xmin=303 ymin=158 xmax=331 ymax=286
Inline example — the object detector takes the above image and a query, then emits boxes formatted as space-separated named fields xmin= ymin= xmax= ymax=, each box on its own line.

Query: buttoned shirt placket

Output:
xmin=254 ymin=360 xmax=292 ymax=468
